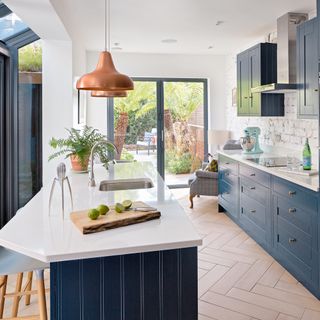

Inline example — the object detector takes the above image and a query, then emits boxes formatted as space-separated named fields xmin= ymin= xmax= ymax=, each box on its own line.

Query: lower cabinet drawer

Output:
xmin=275 ymin=217 xmax=317 ymax=285
xmin=240 ymin=176 xmax=270 ymax=207
xmin=219 ymin=169 xmax=238 ymax=186
xmin=277 ymin=216 xmax=312 ymax=267
xmin=219 ymin=180 xmax=238 ymax=220
xmin=275 ymin=195 xmax=313 ymax=236
xmin=240 ymin=192 xmax=269 ymax=247
xmin=273 ymin=177 xmax=317 ymax=213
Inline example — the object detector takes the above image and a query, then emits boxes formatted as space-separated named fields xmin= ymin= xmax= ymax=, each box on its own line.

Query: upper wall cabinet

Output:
xmin=297 ymin=17 xmax=319 ymax=119
xmin=237 ymin=43 xmax=284 ymax=117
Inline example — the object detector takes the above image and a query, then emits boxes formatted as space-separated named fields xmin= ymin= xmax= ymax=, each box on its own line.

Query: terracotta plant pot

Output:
xmin=70 ymin=155 xmax=89 ymax=172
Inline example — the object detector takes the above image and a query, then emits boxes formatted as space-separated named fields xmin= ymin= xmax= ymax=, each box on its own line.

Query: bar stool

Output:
xmin=0 ymin=247 xmax=49 ymax=320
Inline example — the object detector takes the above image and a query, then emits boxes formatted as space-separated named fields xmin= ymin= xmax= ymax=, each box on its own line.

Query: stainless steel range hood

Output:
xmin=252 ymin=13 xmax=308 ymax=94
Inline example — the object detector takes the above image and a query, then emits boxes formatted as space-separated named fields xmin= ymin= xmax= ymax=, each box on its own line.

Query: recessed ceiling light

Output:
xmin=161 ymin=38 xmax=178 ymax=44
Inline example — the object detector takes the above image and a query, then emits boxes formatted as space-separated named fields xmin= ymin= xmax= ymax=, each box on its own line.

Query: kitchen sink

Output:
xmin=99 ymin=178 xmax=154 ymax=191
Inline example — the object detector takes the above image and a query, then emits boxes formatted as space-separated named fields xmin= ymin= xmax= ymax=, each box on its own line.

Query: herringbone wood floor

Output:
xmin=3 ymin=190 xmax=320 ymax=319
xmin=172 ymin=189 xmax=320 ymax=320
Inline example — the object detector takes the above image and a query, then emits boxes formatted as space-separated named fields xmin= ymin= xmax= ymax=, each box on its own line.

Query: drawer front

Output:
xmin=240 ymin=176 xmax=270 ymax=207
xmin=219 ymin=180 xmax=238 ymax=220
xmin=273 ymin=177 xmax=317 ymax=213
xmin=219 ymin=180 xmax=237 ymax=205
xmin=240 ymin=192 xmax=267 ymax=231
xmin=219 ymin=169 xmax=238 ymax=186
xmin=218 ymin=155 xmax=238 ymax=176
xmin=240 ymin=164 xmax=271 ymax=188
xmin=277 ymin=216 xmax=312 ymax=267
xmin=275 ymin=195 xmax=312 ymax=236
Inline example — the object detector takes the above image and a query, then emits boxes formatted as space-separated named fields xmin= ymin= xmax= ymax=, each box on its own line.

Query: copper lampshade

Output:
xmin=91 ymin=90 xmax=127 ymax=98
xmin=76 ymin=51 xmax=134 ymax=92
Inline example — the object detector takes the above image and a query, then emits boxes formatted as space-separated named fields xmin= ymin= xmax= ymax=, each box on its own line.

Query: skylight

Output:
xmin=0 ymin=11 xmax=28 ymax=41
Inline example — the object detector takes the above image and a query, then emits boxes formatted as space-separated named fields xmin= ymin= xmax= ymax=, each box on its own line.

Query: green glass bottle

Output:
xmin=302 ymin=138 xmax=311 ymax=170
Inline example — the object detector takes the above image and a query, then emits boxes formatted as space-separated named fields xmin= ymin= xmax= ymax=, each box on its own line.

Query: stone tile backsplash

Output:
xmin=225 ymin=55 xmax=318 ymax=154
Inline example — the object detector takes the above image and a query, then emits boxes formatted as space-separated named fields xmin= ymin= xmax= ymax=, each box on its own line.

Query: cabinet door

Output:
xmin=248 ymin=47 xmax=261 ymax=116
xmin=297 ymin=18 xmax=319 ymax=119
xmin=237 ymin=51 xmax=250 ymax=115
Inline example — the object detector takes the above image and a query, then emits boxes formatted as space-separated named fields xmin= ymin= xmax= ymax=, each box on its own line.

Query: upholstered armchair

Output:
xmin=188 ymin=140 xmax=242 ymax=208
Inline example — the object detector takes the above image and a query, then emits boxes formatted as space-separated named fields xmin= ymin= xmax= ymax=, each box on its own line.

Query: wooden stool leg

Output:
xmin=11 ymin=272 xmax=23 ymax=317
xmin=25 ymin=271 xmax=33 ymax=306
xmin=35 ymin=270 xmax=47 ymax=320
xmin=0 ymin=275 xmax=8 ymax=318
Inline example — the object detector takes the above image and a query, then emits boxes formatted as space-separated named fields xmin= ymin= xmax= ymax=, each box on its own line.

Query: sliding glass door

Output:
xmin=109 ymin=78 xmax=208 ymax=188
xmin=163 ymin=81 xmax=206 ymax=186
xmin=113 ymin=81 xmax=157 ymax=170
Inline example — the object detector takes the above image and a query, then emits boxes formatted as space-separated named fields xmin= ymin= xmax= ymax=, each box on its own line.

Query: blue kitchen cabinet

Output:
xmin=273 ymin=177 xmax=319 ymax=295
xmin=237 ymin=43 xmax=284 ymax=117
xmin=297 ymin=17 xmax=319 ymax=119
xmin=218 ymin=155 xmax=239 ymax=221
xmin=239 ymin=164 xmax=272 ymax=250
xmin=218 ymin=154 xmax=320 ymax=298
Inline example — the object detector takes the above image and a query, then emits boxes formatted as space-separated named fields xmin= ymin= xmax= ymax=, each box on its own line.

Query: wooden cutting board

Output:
xmin=70 ymin=201 xmax=161 ymax=234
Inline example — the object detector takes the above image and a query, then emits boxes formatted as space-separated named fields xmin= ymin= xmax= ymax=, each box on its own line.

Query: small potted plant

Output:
xmin=49 ymin=126 xmax=115 ymax=172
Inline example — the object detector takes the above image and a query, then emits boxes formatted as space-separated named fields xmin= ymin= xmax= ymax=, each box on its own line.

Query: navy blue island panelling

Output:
xmin=50 ymin=247 xmax=198 ymax=320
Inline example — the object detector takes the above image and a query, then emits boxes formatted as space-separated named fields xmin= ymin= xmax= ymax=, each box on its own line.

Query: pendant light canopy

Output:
xmin=76 ymin=0 xmax=133 ymax=96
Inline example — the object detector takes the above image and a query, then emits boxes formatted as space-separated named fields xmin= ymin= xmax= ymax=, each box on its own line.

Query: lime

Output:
xmin=115 ymin=203 xmax=125 ymax=213
xmin=97 ymin=204 xmax=109 ymax=215
xmin=122 ymin=200 xmax=133 ymax=209
xmin=88 ymin=208 xmax=100 ymax=220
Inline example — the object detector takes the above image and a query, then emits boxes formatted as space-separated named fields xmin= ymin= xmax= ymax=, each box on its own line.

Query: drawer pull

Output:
xmin=250 ymin=173 xmax=256 ymax=177
xmin=250 ymin=186 xmax=256 ymax=190
xmin=288 ymin=208 xmax=296 ymax=213
xmin=225 ymin=162 xmax=230 ymax=165
xmin=288 ymin=238 xmax=297 ymax=243
xmin=250 ymin=209 xmax=256 ymax=213
xmin=288 ymin=191 xmax=296 ymax=196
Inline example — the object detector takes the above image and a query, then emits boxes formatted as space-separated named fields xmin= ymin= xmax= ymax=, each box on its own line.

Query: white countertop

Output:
xmin=219 ymin=150 xmax=320 ymax=192
xmin=0 ymin=162 xmax=202 ymax=263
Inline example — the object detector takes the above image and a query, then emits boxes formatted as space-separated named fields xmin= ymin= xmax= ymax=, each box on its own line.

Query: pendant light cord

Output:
xmin=104 ymin=0 xmax=111 ymax=51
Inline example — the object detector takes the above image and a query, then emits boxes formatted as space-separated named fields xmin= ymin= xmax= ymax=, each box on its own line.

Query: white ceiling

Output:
xmin=22 ymin=0 xmax=319 ymax=54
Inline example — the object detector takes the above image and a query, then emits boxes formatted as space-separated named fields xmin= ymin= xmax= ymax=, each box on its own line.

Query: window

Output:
xmin=0 ymin=3 xmax=41 ymax=227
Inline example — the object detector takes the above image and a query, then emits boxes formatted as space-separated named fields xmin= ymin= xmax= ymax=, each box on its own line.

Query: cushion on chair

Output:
xmin=204 ymin=159 xmax=218 ymax=172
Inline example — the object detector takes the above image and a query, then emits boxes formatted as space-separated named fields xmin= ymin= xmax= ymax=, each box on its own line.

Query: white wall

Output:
xmin=42 ymin=40 xmax=73 ymax=183
xmin=86 ymin=51 xmax=227 ymax=134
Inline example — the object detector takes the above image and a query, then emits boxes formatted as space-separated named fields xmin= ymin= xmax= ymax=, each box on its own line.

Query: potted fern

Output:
xmin=49 ymin=126 xmax=115 ymax=172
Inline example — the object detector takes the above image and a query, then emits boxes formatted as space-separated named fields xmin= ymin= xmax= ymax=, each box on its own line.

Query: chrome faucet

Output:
xmin=89 ymin=140 xmax=119 ymax=187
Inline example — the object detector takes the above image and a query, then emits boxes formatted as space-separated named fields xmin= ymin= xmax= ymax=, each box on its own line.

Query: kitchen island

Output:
xmin=218 ymin=150 xmax=320 ymax=299
xmin=0 ymin=162 xmax=202 ymax=320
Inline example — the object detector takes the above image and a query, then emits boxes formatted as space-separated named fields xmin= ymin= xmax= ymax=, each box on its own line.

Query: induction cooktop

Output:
xmin=246 ymin=157 xmax=296 ymax=168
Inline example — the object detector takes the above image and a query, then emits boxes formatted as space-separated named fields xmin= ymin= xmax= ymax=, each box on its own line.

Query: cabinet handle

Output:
xmin=250 ymin=209 xmax=256 ymax=213
xmin=288 ymin=238 xmax=297 ymax=243
xmin=225 ymin=162 xmax=230 ymax=165
xmin=249 ymin=96 xmax=253 ymax=99
xmin=288 ymin=191 xmax=296 ymax=196
xmin=244 ymin=96 xmax=248 ymax=99
xmin=250 ymin=173 xmax=256 ymax=177
xmin=314 ymin=89 xmax=319 ymax=92
xmin=288 ymin=208 xmax=296 ymax=213
xmin=250 ymin=186 xmax=256 ymax=190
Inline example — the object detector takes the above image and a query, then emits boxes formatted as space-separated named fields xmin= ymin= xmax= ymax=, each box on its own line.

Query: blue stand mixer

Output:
xmin=240 ymin=127 xmax=263 ymax=154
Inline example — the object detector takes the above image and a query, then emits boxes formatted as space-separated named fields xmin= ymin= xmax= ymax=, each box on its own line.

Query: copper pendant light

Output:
xmin=76 ymin=0 xmax=133 ymax=96
xmin=91 ymin=89 xmax=127 ymax=98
